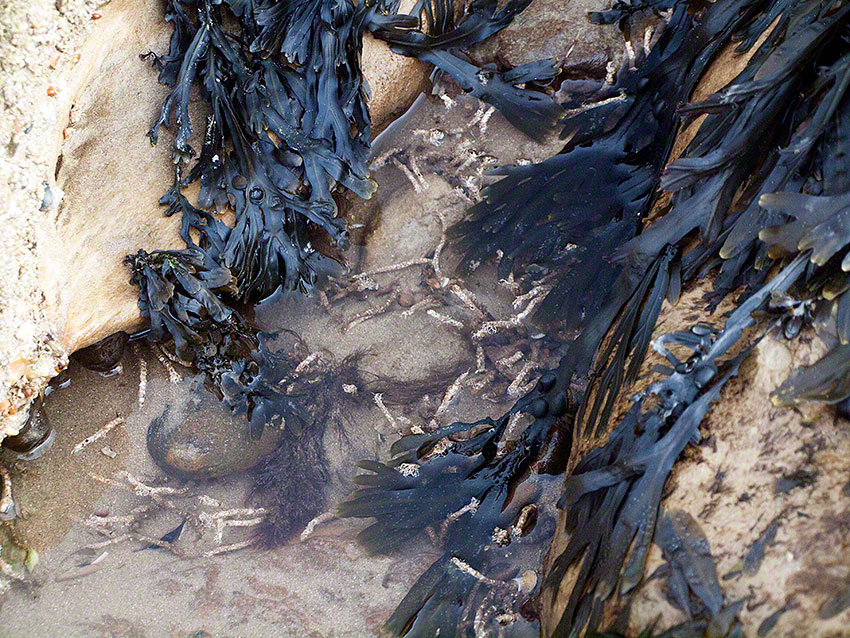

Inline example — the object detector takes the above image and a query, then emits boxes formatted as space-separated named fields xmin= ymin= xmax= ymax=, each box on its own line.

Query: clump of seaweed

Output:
xmin=139 ymin=0 xmax=561 ymax=311
xmin=541 ymin=0 xmax=850 ymax=630
xmin=128 ymin=0 xmax=850 ymax=632
xmin=251 ymin=350 xmax=373 ymax=544
xmin=341 ymin=0 xmax=759 ymax=631
xmin=340 ymin=0 xmax=850 ymax=635
xmin=544 ymin=255 xmax=806 ymax=635
xmin=130 ymin=0 xmax=561 ymax=547
xmin=448 ymin=0 xmax=763 ymax=442
xmin=340 ymin=370 xmax=570 ymax=634
xmin=126 ymin=248 xmax=288 ymax=439
xmin=134 ymin=0 xmax=563 ymax=386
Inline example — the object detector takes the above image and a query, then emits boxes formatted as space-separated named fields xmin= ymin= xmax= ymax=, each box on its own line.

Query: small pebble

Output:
xmin=2 ymin=397 xmax=54 ymax=458
xmin=101 ymin=446 xmax=117 ymax=459
xmin=73 ymin=332 xmax=128 ymax=372
xmin=518 ymin=570 xmax=537 ymax=594
xmin=39 ymin=181 xmax=56 ymax=209
xmin=147 ymin=390 xmax=282 ymax=480
xmin=836 ymin=396 xmax=850 ymax=421
xmin=398 ymin=292 xmax=415 ymax=307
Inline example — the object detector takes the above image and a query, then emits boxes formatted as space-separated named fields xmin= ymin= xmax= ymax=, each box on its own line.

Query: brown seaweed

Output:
xmin=128 ymin=0 xmax=850 ymax=633
xmin=448 ymin=0 xmax=764 ymax=445
xmin=130 ymin=0 xmax=561 ymax=547
xmin=655 ymin=510 xmax=723 ymax=618
xmin=338 ymin=2 xmax=818 ymax=635
xmin=545 ymin=255 xmax=806 ymax=636
xmin=339 ymin=372 xmax=570 ymax=635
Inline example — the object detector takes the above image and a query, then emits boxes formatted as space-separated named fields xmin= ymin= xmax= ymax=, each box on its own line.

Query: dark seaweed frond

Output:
xmin=339 ymin=372 xmax=571 ymax=636
xmin=144 ymin=0 xmax=374 ymax=301
xmin=587 ymin=508 xmax=746 ymax=637
xmin=772 ymin=341 xmax=850 ymax=404
xmin=754 ymin=57 xmax=850 ymax=404
xmin=764 ymin=180 xmax=850 ymax=403
xmin=576 ymin=246 xmax=680 ymax=440
xmin=655 ymin=510 xmax=723 ymax=618
xmin=618 ymin=0 xmax=850 ymax=273
xmin=129 ymin=217 xmax=368 ymax=539
xmin=451 ymin=0 xmax=758 ymax=322
xmin=589 ymin=601 xmax=745 ymax=638
xmin=718 ymin=48 xmax=850 ymax=252
xmin=588 ymin=0 xmax=677 ymax=29
xmin=545 ymin=255 xmax=807 ymax=636
xmin=342 ymin=1 xmax=850 ymax=635
xmin=537 ymin=2 xmax=850 ymax=632
xmin=342 ymin=374 xmax=569 ymax=544
xmin=137 ymin=0 xmax=556 ymax=316
xmin=127 ymin=249 xmax=315 ymax=440
xmin=367 ymin=0 xmax=563 ymax=140
xmin=338 ymin=4 xmax=804 ymax=635
xmin=760 ymin=192 xmax=850 ymax=266
xmin=140 ymin=0 xmax=197 ymax=88
xmin=126 ymin=248 xmax=238 ymax=360
xmin=248 ymin=344 xmax=373 ymax=543
xmin=252 ymin=414 xmax=330 ymax=544
xmin=447 ymin=0 xmax=761 ymax=452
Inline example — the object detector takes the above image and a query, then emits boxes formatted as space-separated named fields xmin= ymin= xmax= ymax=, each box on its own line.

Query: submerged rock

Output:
xmin=470 ymin=0 xmax=623 ymax=71
xmin=146 ymin=379 xmax=282 ymax=481
xmin=1 ymin=396 xmax=54 ymax=460
xmin=71 ymin=331 xmax=128 ymax=373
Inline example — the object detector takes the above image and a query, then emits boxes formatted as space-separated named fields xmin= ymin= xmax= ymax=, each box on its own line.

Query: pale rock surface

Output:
xmin=541 ymin=284 xmax=850 ymax=637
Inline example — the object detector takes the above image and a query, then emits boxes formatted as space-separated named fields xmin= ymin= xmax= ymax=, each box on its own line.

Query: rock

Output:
xmin=71 ymin=331 xmax=128 ymax=372
xmin=147 ymin=379 xmax=282 ymax=481
xmin=1 ymin=396 xmax=54 ymax=460
xmin=470 ymin=0 xmax=624 ymax=72
xmin=362 ymin=6 xmax=430 ymax=134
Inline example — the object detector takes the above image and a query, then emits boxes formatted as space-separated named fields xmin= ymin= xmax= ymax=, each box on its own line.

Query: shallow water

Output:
xmin=0 ymin=86 xmax=566 ymax=636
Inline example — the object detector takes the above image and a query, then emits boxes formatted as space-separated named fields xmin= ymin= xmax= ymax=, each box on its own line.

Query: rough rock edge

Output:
xmin=0 ymin=0 xmax=101 ymax=437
